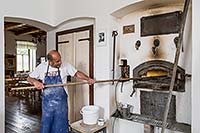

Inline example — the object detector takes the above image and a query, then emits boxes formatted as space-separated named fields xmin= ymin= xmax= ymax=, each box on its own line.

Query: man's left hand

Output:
xmin=88 ymin=78 xmax=95 ymax=85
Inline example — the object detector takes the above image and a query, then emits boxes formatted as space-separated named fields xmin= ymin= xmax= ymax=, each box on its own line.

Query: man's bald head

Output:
xmin=47 ymin=50 xmax=62 ymax=68
xmin=47 ymin=50 xmax=60 ymax=61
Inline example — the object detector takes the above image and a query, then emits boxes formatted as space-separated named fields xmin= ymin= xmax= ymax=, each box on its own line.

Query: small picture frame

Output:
xmin=97 ymin=31 xmax=106 ymax=47
xmin=6 ymin=58 xmax=15 ymax=69
xmin=98 ymin=32 xmax=105 ymax=43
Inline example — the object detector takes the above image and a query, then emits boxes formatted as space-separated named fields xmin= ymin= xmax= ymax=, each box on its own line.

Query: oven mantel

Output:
xmin=111 ymin=0 xmax=184 ymax=18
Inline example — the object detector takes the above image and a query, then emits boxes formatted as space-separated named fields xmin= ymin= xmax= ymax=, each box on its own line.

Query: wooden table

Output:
xmin=70 ymin=120 xmax=107 ymax=133
xmin=5 ymin=78 xmax=41 ymax=102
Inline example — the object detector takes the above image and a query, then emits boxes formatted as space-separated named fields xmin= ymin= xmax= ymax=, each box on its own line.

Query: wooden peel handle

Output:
xmin=10 ymin=77 xmax=136 ymax=91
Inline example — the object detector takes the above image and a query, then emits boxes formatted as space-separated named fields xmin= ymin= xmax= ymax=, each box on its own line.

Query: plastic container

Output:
xmin=80 ymin=105 xmax=100 ymax=125
xmin=97 ymin=118 xmax=105 ymax=126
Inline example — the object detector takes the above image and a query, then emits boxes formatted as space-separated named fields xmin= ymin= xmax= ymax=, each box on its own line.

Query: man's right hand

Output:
xmin=27 ymin=76 xmax=44 ymax=90
xmin=33 ymin=81 xmax=44 ymax=90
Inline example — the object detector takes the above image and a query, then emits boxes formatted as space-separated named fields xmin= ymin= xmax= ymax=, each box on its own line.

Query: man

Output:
xmin=27 ymin=50 xmax=95 ymax=133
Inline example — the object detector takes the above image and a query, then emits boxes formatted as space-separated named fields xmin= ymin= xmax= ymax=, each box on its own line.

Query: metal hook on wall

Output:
xmin=135 ymin=40 xmax=141 ymax=50
xmin=112 ymin=31 xmax=118 ymax=85
xmin=152 ymin=38 xmax=160 ymax=55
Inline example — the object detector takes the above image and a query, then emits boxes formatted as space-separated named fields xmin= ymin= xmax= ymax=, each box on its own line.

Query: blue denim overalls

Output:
xmin=40 ymin=65 xmax=69 ymax=133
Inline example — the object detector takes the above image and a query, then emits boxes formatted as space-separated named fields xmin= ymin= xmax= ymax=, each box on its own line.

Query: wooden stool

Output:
xmin=70 ymin=120 xmax=107 ymax=133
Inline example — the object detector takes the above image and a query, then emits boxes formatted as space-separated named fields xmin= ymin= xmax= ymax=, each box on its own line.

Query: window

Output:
xmin=16 ymin=41 xmax=37 ymax=72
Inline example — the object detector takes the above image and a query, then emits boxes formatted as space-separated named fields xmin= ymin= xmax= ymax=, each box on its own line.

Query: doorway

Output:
xmin=56 ymin=25 xmax=94 ymax=123
xmin=4 ymin=18 xmax=48 ymax=133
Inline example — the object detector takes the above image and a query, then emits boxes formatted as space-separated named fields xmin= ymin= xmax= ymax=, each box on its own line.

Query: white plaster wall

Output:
xmin=56 ymin=18 xmax=95 ymax=32
xmin=113 ymin=119 xmax=144 ymax=133
xmin=1 ymin=0 xmax=55 ymax=26
xmin=47 ymin=30 xmax=56 ymax=52
xmin=54 ymin=0 xmax=109 ymax=25
xmin=0 ymin=15 xmax=5 ymax=133
xmin=110 ymin=0 xmax=142 ymax=12
xmin=192 ymin=0 xmax=200 ymax=132
xmin=53 ymin=0 xmax=143 ymax=25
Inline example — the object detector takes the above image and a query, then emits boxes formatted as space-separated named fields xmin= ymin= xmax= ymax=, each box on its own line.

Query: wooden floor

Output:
xmin=5 ymin=96 xmax=42 ymax=133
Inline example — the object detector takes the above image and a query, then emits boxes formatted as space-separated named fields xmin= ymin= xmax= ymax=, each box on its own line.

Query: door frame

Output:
xmin=56 ymin=25 xmax=94 ymax=105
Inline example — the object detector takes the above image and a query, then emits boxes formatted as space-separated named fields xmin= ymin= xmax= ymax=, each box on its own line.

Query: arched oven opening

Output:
xmin=133 ymin=60 xmax=185 ymax=92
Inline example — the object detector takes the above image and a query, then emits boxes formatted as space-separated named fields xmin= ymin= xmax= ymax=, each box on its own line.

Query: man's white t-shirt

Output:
xmin=29 ymin=62 xmax=77 ymax=94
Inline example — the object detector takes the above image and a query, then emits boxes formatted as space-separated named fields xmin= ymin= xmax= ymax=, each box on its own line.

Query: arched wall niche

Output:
xmin=4 ymin=16 xmax=54 ymax=31
xmin=55 ymin=17 xmax=95 ymax=31
xmin=111 ymin=0 xmax=184 ymax=18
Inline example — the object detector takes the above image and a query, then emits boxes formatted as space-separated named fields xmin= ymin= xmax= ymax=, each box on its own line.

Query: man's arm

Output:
xmin=74 ymin=71 xmax=95 ymax=85
xmin=27 ymin=76 xmax=44 ymax=89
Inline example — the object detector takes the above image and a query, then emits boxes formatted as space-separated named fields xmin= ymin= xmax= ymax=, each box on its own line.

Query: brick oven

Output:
xmin=133 ymin=60 xmax=183 ymax=124
xmin=113 ymin=60 xmax=190 ymax=132
xmin=112 ymin=1 xmax=191 ymax=132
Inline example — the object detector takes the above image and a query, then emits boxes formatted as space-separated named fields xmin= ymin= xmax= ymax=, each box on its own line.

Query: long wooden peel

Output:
xmin=10 ymin=77 xmax=138 ymax=91
xmin=161 ymin=0 xmax=190 ymax=132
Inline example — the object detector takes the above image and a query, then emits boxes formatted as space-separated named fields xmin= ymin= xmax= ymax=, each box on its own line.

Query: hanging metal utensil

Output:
xmin=112 ymin=31 xmax=118 ymax=85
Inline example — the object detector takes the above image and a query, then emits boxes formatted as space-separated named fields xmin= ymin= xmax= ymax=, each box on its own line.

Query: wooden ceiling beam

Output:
xmin=5 ymin=23 xmax=26 ymax=30
xmin=15 ymin=29 xmax=40 ymax=36
xmin=5 ymin=22 xmax=46 ymax=37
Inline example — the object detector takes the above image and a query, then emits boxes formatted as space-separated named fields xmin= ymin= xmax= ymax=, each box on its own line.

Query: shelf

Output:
xmin=112 ymin=110 xmax=191 ymax=133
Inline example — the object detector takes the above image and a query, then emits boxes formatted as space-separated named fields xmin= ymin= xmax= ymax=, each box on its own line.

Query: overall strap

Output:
xmin=58 ymin=68 xmax=61 ymax=76
xmin=45 ymin=64 xmax=50 ymax=77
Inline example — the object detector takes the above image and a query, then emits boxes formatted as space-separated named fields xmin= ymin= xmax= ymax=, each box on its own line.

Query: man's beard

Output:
xmin=51 ymin=63 xmax=61 ymax=68
xmin=55 ymin=64 xmax=61 ymax=68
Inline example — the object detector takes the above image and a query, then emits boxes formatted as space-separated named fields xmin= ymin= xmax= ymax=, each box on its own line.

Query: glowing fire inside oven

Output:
xmin=142 ymin=70 xmax=168 ymax=77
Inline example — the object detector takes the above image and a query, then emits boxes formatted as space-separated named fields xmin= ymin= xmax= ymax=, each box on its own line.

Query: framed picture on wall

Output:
xmin=97 ymin=30 xmax=106 ymax=47
xmin=5 ymin=56 xmax=16 ymax=76
xmin=6 ymin=58 xmax=16 ymax=70
xmin=98 ymin=32 xmax=105 ymax=42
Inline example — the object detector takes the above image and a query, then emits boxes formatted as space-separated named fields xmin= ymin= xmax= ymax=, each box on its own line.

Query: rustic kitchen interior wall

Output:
xmin=1 ymin=0 xmax=199 ymax=133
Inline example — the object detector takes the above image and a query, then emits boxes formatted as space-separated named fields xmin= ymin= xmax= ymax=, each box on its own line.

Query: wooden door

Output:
xmin=74 ymin=30 xmax=90 ymax=120
xmin=57 ymin=33 xmax=76 ymax=122
xmin=57 ymin=25 xmax=93 ymax=123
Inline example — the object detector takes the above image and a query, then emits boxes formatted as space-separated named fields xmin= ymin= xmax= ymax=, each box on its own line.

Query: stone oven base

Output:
xmin=112 ymin=112 xmax=191 ymax=133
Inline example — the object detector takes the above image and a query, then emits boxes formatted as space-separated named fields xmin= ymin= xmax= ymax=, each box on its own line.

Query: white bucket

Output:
xmin=80 ymin=105 xmax=100 ymax=125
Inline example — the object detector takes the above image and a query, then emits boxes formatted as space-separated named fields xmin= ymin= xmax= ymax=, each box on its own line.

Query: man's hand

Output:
xmin=33 ymin=81 xmax=44 ymax=90
xmin=87 ymin=78 xmax=95 ymax=85
xmin=74 ymin=71 xmax=95 ymax=85
xmin=27 ymin=76 xmax=44 ymax=90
